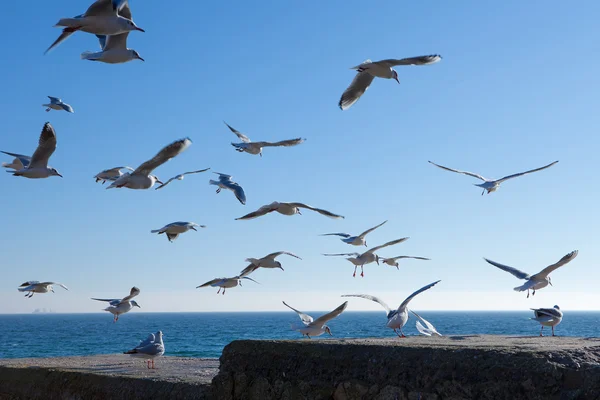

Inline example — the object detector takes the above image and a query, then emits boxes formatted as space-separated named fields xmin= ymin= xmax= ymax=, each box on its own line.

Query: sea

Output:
xmin=1 ymin=311 xmax=599 ymax=359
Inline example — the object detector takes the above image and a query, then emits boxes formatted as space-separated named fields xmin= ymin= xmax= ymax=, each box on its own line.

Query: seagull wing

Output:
xmin=47 ymin=96 xmax=61 ymax=103
xmin=183 ymin=168 xmax=210 ymax=176
xmin=256 ymin=138 xmax=306 ymax=148
xmin=410 ymin=310 xmax=442 ymax=336
xmin=339 ymin=71 xmax=375 ymax=111
xmin=129 ymin=341 xmax=164 ymax=356
xmin=322 ymin=253 xmax=360 ymax=257
xmin=96 ymin=34 xmax=108 ymax=50
xmin=532 ymin=308 xmax=563 ymax=319
xmin=264 ymin=251 xmax=302 ymax=260
xmin=116 ymin=0 xmax=132 ymax=19
xmin=239 ymin=263 xmax=258 ymax=276
xmin=103 ymin=32 xmax=129 ymax=51
xmin=120 ymin=286 xmax=140 ymax=303
xmin=282 ymin=301 xmax=313 ymax=325
xmin=29 ymin=122 xmax=57 ymax=169
xmin=320 ymin=232 xmax=351 ymax=238
xmin=378 ymin=54 xmax=442 ymax=67
xmin=533 ymin=250 xmax=578 ymax=279
xmin=138 ymin=332 xmax=156 ymax=347
xmin=484 ymin=258 xmax=530 ymax=280
xmin=358 ymin=220 xmax=388 ymax=239
xmin=235 ymin=203 xmax=278 ymax=220
xmin=389 ymin=256 xmax=431 ymax=261
xmin=19 ymin=281 xmax=40 ymax=287
xmin=398 ymin=280 xmax=441 ymax=312
xmin=59 ymin=102 xmax=74 ymax=113
xmin=196 ymin=278 xmax=223 ymax=288
xmin=85 ymin=0 xmax=119 ymax=16
xmin=41 ymin=282 xmax=68 ymax=291
xmin=496 ymin=161 xmax=559 ymax=184
xmin=91 ymin=298 xmax=121 ymax=306
xmin=154 ymin=176 xmax=177 ymax=190
xmin=341 ymin=294 xmax=391 ymax=314
xmin=224 ymin=122 xmax=251 ymax=143
xmin=288 ymin=203 xmax=344 ymax=219
xmin=133 ymin=138 xmax=192 ymax=176
xmin=222 ymin=179 xmax=246 ymax=205
xmin=1 ymin=152 xmax=31 ymax=168
xmin=310 ymin=301 xmax=348 ymax=328
xmin=367 ymin=237 xmax=409 ymax=254
xmin=428 ymin=161 xmax=486 ymax=181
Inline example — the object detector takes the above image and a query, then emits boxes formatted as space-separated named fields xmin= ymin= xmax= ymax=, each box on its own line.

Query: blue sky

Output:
xmin=1 ymin=0 xmax=598 ymax=313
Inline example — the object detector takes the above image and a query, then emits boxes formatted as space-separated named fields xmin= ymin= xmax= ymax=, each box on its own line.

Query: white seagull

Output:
xmin=240 ymin=251 xmax=302 ymax=276
xmin=124 ymin=331 xmax=165 ymax=369
xmin=154 ymin=168 xmax=210 ymax=190
xmin=106 ymin=137 xmax=192 ymax=190
xmin=236 ymin=201 xmax=344 ymax=220
xmin=342 ymin=280 xmax=441 ymax=338
xmin=530 ymin=306 xmax=563 ymax=337
xmin=92 ymin=286 xmax=141 ymax=322
xmin=224 ymin=122 xmax=306 ymax=157
xmin=320 ymin=220 xmax=387 ymax=247
xmin=209 ymin=172 xmax=247 ymax=205
xmin=18 ymin=281 xmax=68 ymax=298
xmin=484 ymin=250 xmax=578 ymax=298
xmin=380 ymin=256 xmax=431 ymax=270
xmin=151 ymin=222 xmax=205 ymax=242
xmin=339 ymin=55 xmax=442 ymax=110
xmin=82 ymin=28 xmax=144 ymax=64
xmin=45 ymin=0 xmax=144 ymax=54
xmin=323 ymin=237 xmax=409 ymax=277
xmin=283 ymin=301 xmax=348 ymax=338
xmin=94 ymin=166 xmax=134 ymax=184
xmin=196 ymin=274 xmax=259 ymax=295
xmin=428 ymin=160 xmax=559 ymax=195
xmin=411 ymin=310 xmax=442 ymax=337
xmin=42 ymin=96 xmax=74 ymax=113
xmin=3 ymin=122 xmax=62 ymax=179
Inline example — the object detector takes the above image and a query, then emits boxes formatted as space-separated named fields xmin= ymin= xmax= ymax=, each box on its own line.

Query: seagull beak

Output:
xmin=549 ymin=281 xmax=553 ymax=286
xmin=57 ymin=173 xmax=63 ymax=178
xmin=135 ymin=26 xmax=145 ymax=32
xmin=137 ymin=55 xmax=145 ymax=62
xmin=279 ymin=266 xmax=284 ymax=271
xmin=191 ymin=227 xmax=197 ymax=231
xmin=156 ymin=179 xmax=163 ymax=185
xmin=394 ymin=76 xmax=400 ymax=84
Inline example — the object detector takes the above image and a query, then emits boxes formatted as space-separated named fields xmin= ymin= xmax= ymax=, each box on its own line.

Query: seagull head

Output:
xmin=122 ymin=18 xmax=145 ymax=33
xmin=392 ymin=70 xmax=399 ymax=84
xmin=132 ymin=50 xmax=145 ymax=62
xmin=324 ymin=326 xmax=332 ymax=336
xmin=189 ymin=224 xmax=198 ymax=231
xmin=294 ymin=207 xmax=302 ymax=215
xmin=554 ymin=305 xmax=560 ymax=310
xmin=151 ymin=175 xmax=163 ymax=185
xmin=132 ymin=301 xmax=141 ymax=308
xmin=50 ymin=168 xmax=62 ymax=178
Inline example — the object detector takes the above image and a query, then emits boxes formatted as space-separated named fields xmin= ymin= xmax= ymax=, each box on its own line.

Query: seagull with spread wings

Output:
xmin=530 ymin=306 xmax=563 ymax=337
xmin=240 ymin=251 xmax=302 ymax=276
xmin=42 ymin=96 xmax=74 ymax=113
xmin=3 ymin=122 xmax=62 ymax=179
xmin=236 ymin=201 xmax=343 ymax=220
xmin=320 ymin=220 xmax=387 ymax=247
xmin=484 ymin=250 xmax=578 ymax=298
xmin=196 ymin=273 xmax=259 ymax=295
xmin=209 ymin=172 xmax=247 ymax=205
xmin=343 ymin=280 xmax=441 ymax=338
xmin=94 ymin=166 xmax=134 ymax=183
xmin=323 ymin=237 xmax=409 ymax=277
xmin=428 ymin=160 xmax=559 ymax=195
xmin=283 ymin=301 xmax=348 ymax=338
xmin=339 ymin=55 xmax=442 ymax=110
xmin=151 ymin=222 xmax=205 ymax=242
xmin=18 ymin=281 xmax=68 ymax=298
xmin=92 ymin=286 xmax=141 ymax=322
xmin=106 ymin=137 xmax=192 ymax=189
xmin=224 ymin=122 xmax=305 ymax=157
xmin=411 ymin=310 xmax=442 ymax=337
xmin=154 ymin=168 xmax=210 ymax=190
xmin=380 ymin=256 xmax=431 ymax=269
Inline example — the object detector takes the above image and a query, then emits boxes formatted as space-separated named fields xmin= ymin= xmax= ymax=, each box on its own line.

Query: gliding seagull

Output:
xmin=530 ymin=306 xmax=563 ymax=337
xmin=151 ymin=222 xmax=205 ymax=242
xmin=94 ymin=166 xmax=133 ymax=183
xmin=320 ymin=220 xmax=387 ymax=247
xmin=18 ymin=281 xmax=68 ymax=298
xmin=209 ymin=172 xmax=247 ymax=205
xmin=196 ymin=273 xmax=259 ymax=295
xmin=380 ymin=256 xmax=431 ymax=269
xmin=236 ymin=201 xmax=344 ymax=220
xmin=240 ymin=251 xmax=302 ymax=276
xmin=484 ymin=250 xmax=578 ymax=298
xmin=42 ymin=96 xmax=74 ymax=113
xmin=92 ymin=286 xmax=141 ymax=322
xmin=283 ymin=301 xmax=348 ymax=338
xmin=154 ymin=168 xmax=210 ymax=190
xmin=224 ymin=122 xmax=306 ymax=157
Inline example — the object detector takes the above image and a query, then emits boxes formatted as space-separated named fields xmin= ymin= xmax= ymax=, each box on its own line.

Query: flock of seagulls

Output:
xmin=5 ymin=0 xmax=577 ymax=368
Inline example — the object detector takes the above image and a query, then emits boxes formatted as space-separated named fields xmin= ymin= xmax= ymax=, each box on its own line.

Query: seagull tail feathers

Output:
xmin=80 ymin=51 xmax=99 ymax=61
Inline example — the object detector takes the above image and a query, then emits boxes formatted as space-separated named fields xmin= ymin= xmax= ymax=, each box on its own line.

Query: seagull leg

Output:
xmin=223 ymin=288 xmax=226 ymax=295
xmin=532 ymin=289 xmax=536 ymax=296
xmin=360 ymin=265 xmax=364 ymax=277
xmin=216 ymin=188 xmax=221 ymax=194
xmin=217 ymin=288 xmax=221 ymax=294
xmin=147 ymin=360 xmax=151 ymax=369
xmin=353 ymin=266 xmax=357 ymax=277
xmin=45 ymin=108 xmax=51 ymax=112
xmin=527 ymin=290 xmax=530 ymax=299
xmin=540 ymin=326 xmax=544 ymax=337
xmin=400 ymin=328 xmax=406 ymax=338
xmin=552 ymin=326 xmax=556 ymax=337
xmin=152 ymin=359 xmax=155 ymax=369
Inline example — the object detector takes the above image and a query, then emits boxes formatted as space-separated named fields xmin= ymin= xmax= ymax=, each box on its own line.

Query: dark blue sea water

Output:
xmin=1 ymin=311 xmax=598 ymax=359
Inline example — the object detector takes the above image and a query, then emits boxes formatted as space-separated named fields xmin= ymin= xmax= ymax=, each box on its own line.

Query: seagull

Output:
xmin=320 ymin=220 xmax=387 ymax=247
xmin=224 ymin=122 xmax=306 ymax=157
xmin=411 ymin=310 xmax=442 ymax=336
xmin=339 ymin=55 xmax=442 ymax=110
xmin=428 ymin=160 xmax=559 ymax=195
xmin=154 ymin=168 xmax=210 ymax=190
xmin=342 ymin=280 xmax=441 ymax=337
xmin=45 ymin=0 xmax=144 ymax=54
xmin=3 ymin=122 xmax=62 ymax=179
xmin=283 ymin=301 xmax=348 ymax=338
xmin=42 ymin=96 xmax=74 ymax=113
xmin=124 ymin=331 xmax=165 ymax=369
xmin=94 ymin=166 xmax=134 ymax=184
xmin=531 ymin=306 xmax=563 ymax=337
xmin=91 ymin=286 xmax=141 ymax=322
xmin=484 ymin=250 xmax=578 ymax=298
xmin=18 ymin=281 xmax=68 ymax=298
xmin=209 ymin=172 xmax=247 ymax=205
xmin=106 ymin=137 xmax=192 ymax=190
xmin=380 ymin=256 xmax=431 ymax=270
xmin=151 ymin=222 xmax=205 ymax=242
xmin=1 ymin=152 xmax=30 ymax=171
xmin=81 ymin=30 xmax=144 ymax=63
xmin=323 ymin=237 xmax=409 ymax=277
xmin=196 ymin=273 xmax=259 ymax=295
xmin=236 ymin=201 xmax=344 ymax=220
xmin=240 ymin=251 xmax=302 ymax=276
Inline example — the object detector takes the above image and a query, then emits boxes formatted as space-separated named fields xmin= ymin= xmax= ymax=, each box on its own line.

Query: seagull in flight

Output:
xmin=320 ymin=220 xmax=387 ymax=247
xmin=339 ymin=55 xmax=442 ymax=110
xmin=240 ymin=251 xmax=302 ymax=276
xmin=3 ymin=122 xmax=62 ymax=179
xmin=94 ymin=166 xmax=134 ymax=184
xmin=411 ymin=310 xmax=442 ymax=337
xmin=236 ymin=201 xmax=343 ymax=220
xmin=18 ymin=281 xmax=68 ymax=298
xmin=42 ymin=96 xmax=74 ymax=113
xmin=92 ymin=286 xmax=141 ymax=322
xmin=380 ymin=256 xmax=431 ymax=270
xmin=530 ymin=306 xmax=563 ymax=337
xmin=484 ymin=250 xmax=578 ymax=298
xmin=209 ymin=172 xmax=247 ymax=205
xmin=196 ymin=273 xmax=259 ymax=295
xmin=342 ymin=280 xmax=441 ymax=337
xmin=151 ymin=222 xmax=205 ymax=242
xmin=323 ymin=237 xmax=409 ymax=277
xmin=224 ymin=122 xmax=306 ymax=157
xmin=283 ymin=301 xmax=348 ymax=338
xmin=124 ymin=331 xmax=165 ymax=369
xmin=428 ymin=160 xmax=559 ymax=195
xmin=45 ymin=0 xmax=144 ymax=54
xmin=154 ymin=168 xmax=210 ymax=190
xmin=107 ymin=137 xmax=192 ymax=190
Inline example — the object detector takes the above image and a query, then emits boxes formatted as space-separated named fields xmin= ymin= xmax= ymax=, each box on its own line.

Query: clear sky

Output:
xmin=1 ymin=0 xmax=599 ymax=314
